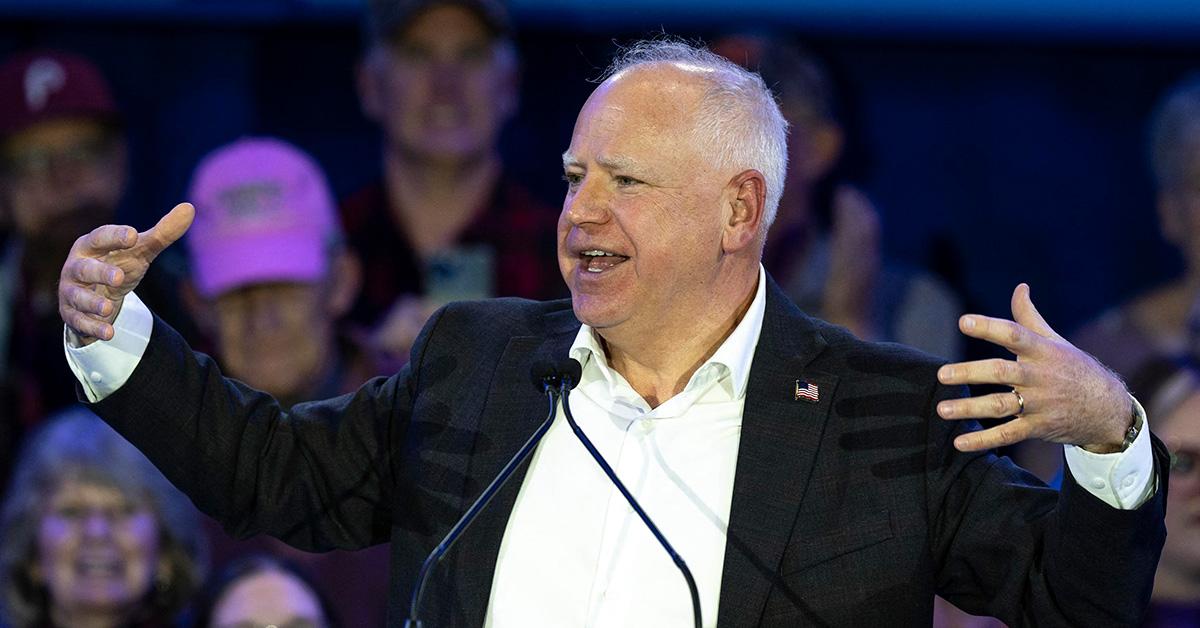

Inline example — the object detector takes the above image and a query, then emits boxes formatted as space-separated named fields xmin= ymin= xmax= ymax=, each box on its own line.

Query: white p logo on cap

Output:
xmin=23 ymin=58 xmax=66 ymax=112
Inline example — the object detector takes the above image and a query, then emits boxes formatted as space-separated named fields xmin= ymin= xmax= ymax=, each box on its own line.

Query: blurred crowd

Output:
xmin=0 ymin=0 xmax=1196 ymax=626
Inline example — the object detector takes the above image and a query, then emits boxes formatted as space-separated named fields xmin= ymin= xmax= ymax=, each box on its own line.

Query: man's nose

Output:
xmin=81 ymin=511 xmax=114 ymax=538
xmin=563 ymin=176 xmax=611 ymax=227
xmin=430 ymin=60 xmax=467 ymax=99
xmin=247 ymin=299 xmax=284 ymax=332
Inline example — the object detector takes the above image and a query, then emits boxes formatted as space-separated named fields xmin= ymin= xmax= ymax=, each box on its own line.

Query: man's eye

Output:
xmin=614 ymin=176 xmax=640 ymax=187
xmin=458 ymin=44 xmax=491 ymax=64
xmin=392 ymin=44 xmax=430 ymax=62
xmin=563 ymin=173 xmax=583 ymax=188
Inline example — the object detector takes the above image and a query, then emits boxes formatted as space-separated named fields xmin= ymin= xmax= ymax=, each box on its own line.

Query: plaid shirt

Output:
xmin=339 ymin=176 xmax=566 ymax=327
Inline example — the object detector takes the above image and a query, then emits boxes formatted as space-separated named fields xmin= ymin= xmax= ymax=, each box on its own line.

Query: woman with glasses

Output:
xmin=1130 ymin=358 xmax=1200 ymax=626
xmin=0 ymin=409 xmax=206 ymax=628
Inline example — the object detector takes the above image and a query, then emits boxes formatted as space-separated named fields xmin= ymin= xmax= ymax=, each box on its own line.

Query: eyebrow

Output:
xmin=561 ymin=152 xmax=639 ymax=173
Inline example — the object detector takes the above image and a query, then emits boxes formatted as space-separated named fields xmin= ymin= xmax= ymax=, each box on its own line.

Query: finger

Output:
xmin=938 ymin=358 xmax=1027 ymax=387
xmin=78 ymin=225 xmax=137 ymax=256
xmin=1011 ymin=283 xmax=1062 ymax=341
xmin=957 ymin=314 xmax=1044 ymax=356
xmin=938 ymin=391 xmax=1026 ymax=420
xmin=66 ymin=257 xmax=124 ymax=287
xmin=62 ymin=284 xmax=116 ymax=318
xmin=138 ymin=202 xmax=196 ymax=259
xmin=953 ymin=418 xmax=1035 ymax=452
xmin=62 ymin=307 xmax=115 ymax=341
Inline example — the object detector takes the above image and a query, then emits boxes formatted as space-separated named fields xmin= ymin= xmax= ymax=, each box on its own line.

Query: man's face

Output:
xmin=0 ymin=117 xmax=125 ymax=249
xmin=213 ymin=281 xmax=332 ymax=403
xmin=363 ymin=4 xmax=516 ymax=164
xmin=558 ymin=66 xmax=729 ymax=341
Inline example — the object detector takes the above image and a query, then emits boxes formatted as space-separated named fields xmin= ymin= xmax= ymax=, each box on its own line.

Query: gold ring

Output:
xmin=1012 ymin=389 xmax=1026 ymax=416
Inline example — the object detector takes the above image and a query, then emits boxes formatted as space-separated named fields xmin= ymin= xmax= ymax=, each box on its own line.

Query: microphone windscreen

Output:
xmin=558 ymin=358 xmax=583 ymax=390
xmin=530 ymin=360 xmax=560 ymax=393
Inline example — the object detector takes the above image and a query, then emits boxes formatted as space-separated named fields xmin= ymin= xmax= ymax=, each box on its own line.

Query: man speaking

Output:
xmin=57 ymin=40 xmax=1165 ymax=626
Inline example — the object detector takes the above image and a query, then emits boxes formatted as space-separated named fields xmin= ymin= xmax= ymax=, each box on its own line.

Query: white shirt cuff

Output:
xmin=63 ymin=291 xmax=153 ymax=403
xmin=1063 ymin=395 xmax=1155 ymax=509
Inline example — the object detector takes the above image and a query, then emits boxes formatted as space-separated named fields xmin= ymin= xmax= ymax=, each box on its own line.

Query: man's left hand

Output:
xmin=935 ymin=283 xmax=1132 ymax=453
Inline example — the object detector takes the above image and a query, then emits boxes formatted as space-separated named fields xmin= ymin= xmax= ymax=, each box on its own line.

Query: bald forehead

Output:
xmin=564 ymin=60 xmax=729 ymax=179
xmin=603 ymin=61 xmax=711 ymax=103
xmin=580 ymin=62 xmax=709 ymax=133
xmin=606 ymin=59 xmax=719 ymax=86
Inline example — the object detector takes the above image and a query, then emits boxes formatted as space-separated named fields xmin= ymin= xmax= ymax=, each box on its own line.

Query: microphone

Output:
xmin=556 ymin=358 xmax=702 ymax=628
xmin=404 ymin=362 xmax=570 ymax=628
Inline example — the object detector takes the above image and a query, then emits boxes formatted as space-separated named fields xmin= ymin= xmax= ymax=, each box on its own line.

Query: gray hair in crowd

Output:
xmin=0 ymin=408 xmax=207 ymax=628
xmin=1150 ymin=74 xmax=1200 ymax=192
xmin=600 ymin=38 xmax=790 ymax=230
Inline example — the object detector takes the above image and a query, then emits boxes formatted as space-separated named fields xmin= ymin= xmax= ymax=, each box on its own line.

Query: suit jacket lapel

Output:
xmin=718 ymin=276 xmax=837 ymax=628
xmin=450 ymin=312 xmax=579 ymax=626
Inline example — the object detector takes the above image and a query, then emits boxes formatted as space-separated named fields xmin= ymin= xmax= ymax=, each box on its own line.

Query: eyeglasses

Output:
xmin=44 ymin=501 xmax=149 ymax=530
xmin=2 ymin=137 xmax=114 ymax=181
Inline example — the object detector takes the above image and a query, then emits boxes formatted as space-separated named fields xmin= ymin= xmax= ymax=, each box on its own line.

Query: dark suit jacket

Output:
xmin=91 ymin=276 xmax=1167 ymax=627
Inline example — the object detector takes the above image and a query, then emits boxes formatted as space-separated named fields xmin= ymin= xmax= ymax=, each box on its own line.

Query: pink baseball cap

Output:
xmin=185 ymin=137 xmax=340 ymax=298
xmin=0 ymin=49 xmax=120 ymax=137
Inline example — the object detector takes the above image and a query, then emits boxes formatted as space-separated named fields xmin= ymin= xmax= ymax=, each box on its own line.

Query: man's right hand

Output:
xmin=58 ymin=202 xmax=195 ymax=344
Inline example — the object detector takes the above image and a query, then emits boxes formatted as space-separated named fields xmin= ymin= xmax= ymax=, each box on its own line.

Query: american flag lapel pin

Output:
xmin=795 ymin=379 xmax=820 ymax=403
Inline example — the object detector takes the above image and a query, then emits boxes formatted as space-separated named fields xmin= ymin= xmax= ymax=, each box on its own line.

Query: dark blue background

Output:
xmin=3 ymin=2 xmax=1198 ymax=338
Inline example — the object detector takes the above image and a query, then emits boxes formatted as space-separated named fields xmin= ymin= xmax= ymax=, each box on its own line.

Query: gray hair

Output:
xmin=1150 ymin=74 xmax=1200 ymax=192
xmin=600 ymin=38 xmax=790 ymax=230
xmin=0 ymin=408 xmax=207 ymax=628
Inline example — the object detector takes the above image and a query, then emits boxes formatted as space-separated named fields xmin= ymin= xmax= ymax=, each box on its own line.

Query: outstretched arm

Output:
xmin=937 ymin=283 xmax=1137 ymax=454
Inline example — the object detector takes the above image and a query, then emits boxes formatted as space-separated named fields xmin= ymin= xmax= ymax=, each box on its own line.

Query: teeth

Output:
xmin=77 ymin=559 xmax=121 ymax=576
xmin=581 ymin=250 xmax=615 ymax=257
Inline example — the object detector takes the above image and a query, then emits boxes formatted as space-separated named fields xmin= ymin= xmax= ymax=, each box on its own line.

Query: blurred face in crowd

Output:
xmin=1158 ymin=144 xmax=1200 ymax=271
xmin=1158 ymin=389 xmax=1200 ymax=588
xmin=210 ymin=567 xmax=328 ymax=628
xmin=777 ymin=98 xmax=840 ymax=222
xmin=359 ymin=4 xmax=517 ymax=165
xmin=0 ymin=117 xmax=126 ymax=250
xmin=213 ymin=281 xmax=333 ymax=404
xmin=558 ymin=64 xmax=740 ymax=344
xmin=34 ymin=478 xmax=162 ymax=625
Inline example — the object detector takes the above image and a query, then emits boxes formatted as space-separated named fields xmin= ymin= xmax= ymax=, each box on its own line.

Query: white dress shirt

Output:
xmin=65 ymin=269 xmax=1155 ymax=627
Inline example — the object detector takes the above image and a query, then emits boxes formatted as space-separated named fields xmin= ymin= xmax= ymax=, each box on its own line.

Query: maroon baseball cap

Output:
xmin=366 ymin=0 xmax=512 ymax=43
xmin=0 ymin=49 xmax=120 ymax=138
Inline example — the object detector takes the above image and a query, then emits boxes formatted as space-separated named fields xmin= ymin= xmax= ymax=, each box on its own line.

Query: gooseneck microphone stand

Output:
xmin=557 ymin=359 xmax=703 ymax=628
xmin=405 ymin=359 xmax=701 ymax=628
xmin=404 ymin=363 xmax=569 ymax=628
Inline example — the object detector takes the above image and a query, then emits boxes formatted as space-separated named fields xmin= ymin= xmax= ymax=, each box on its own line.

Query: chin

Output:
xmin=570 ymin=296 xmax=625 ymax=331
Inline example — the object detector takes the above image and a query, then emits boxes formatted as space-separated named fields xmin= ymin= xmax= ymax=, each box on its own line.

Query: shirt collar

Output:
xmin=569 ymin=264 xmax=767 ymax=401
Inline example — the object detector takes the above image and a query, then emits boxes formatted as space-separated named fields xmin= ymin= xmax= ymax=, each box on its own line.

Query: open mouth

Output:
xmin=75 ymin=556 xmax=123 ymax=578
xmin=580 ymin=249 xmax=630 ymax=273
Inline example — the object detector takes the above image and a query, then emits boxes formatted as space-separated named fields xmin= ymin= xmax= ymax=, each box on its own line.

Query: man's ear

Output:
xmin=327 ymin=249 xmax=363 ymax=318
xmin=355 ymin=52 xmax=385 ymax=123
xmin=722 ymin=169 xmax=767 ymax=254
